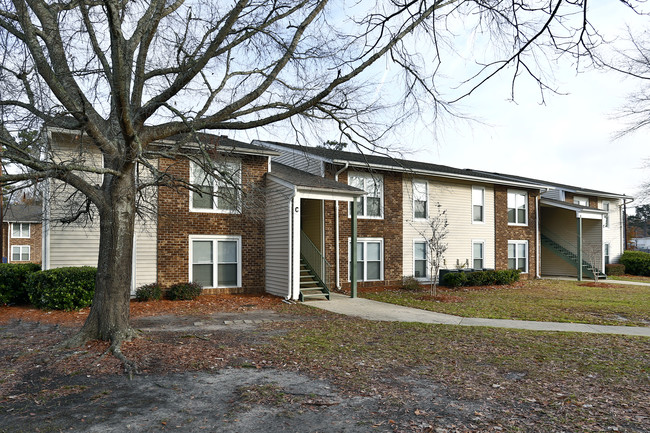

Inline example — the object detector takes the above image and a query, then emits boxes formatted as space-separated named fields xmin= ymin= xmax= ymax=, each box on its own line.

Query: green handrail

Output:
xmin=300 ymin=231 xmax=330 ymax=290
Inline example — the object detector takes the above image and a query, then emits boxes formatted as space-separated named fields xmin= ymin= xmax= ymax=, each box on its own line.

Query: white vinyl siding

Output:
xmin=413 ymin=241 xmax=427 ymax=278
xmin=602 ymin=201 xmax=610 ymax=228
xmin=507 ymin=190 xmax=527 ymax=225
xmin=413 ymin=180 xmax=428 ymax=220
xmin=189 ymin=160 xmax=241 ymax=213
xmin=265 ymin=180 xmax=293 ymax=297
xmin=472 ymin=241 xmax=484 ymax=269
xmin=349 ymin=238 xmax=384 ymax=281
xmin=11 ymin=245 xmax=30 ymax=262
xmin=189 ymin=235 xmax=242 ymax=288
xmin=12 ymin=223 xmax=30 ymax=238
xmin=348 ymin=172 xmax=383 ymax=219
xmin=403 ymin=178 xmax=495 ymax=276
xmin=472 ymin=187 xmax=485 ymax=223
xmin=508 ymin=240 xmax=528 ymax=273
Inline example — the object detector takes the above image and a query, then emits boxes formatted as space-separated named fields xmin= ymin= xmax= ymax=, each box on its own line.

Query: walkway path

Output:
xmin=304 ymin=294 xmax=650 ymax=337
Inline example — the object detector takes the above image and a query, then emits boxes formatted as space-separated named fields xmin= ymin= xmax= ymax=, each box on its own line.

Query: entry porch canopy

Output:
xmin=265 ymin=163 xmax=366 ymax=301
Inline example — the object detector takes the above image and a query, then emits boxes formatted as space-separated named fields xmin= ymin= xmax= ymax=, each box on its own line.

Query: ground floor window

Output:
xmin=11 ymin=245 xmax=30 ymax=262
xmin=604 ymin=243 xmax=610 ymax=265
xmin=472 ymin=241 xmax=484 ymax=269
xmin=190 ymin=236 xmax=241 ymax=288
xmin=507 ymin=240 xmax=528 ymax=273
xmin=414 ymin=241 xmax=427 ymax=278
xmin=349 ymin=238 xmax=383 ymax=281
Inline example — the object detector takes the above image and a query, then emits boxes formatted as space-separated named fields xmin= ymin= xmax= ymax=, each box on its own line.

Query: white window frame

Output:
xmin=413 ymin=240 xmax=428 ymax=279
xmin=189 ymin=159 xmax=241 ymax=213
xmin=472 ymin=186 xmax=485 ymax=224
xmin=348 ymin=172 xmax=384 ymax=219
xmin=507 ymin=240 xmax=528 ymax=273
xmin=412 ymin=180 xmax=428 ymax=220
xmin=11 ymin=245 xmax=30 ymax=262
xmin=604 ymin=242 xmax=610 ymax=266
xmin=507 ymin=190 xmax=528 ymax=226
xmin=11 ymin=223 xmax=30 ymax=238
xmin=348 ymin=237 xmax=384 ymax=281
xmin=188 ymin=235 xmax=242 ymax=288
xmin=602 ymin=201 xmax=610 ymax=229
xmin=472 ymin=240 xmax=485 ymax=270
xmin=573 ymin=196 xmax=589 ymax=207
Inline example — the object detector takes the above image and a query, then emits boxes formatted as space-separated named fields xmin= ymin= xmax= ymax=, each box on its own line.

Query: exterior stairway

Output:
xmin=541 ymin=234 xmax=607 ymax=280
xmin=299 ymin=258 xmax=330 ymax=301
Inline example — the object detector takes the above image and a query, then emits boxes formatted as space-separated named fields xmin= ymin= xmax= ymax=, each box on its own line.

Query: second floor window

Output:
xmin=349 ymin=173 xmax=383 ymax=218
xmin=602 ymin=201 xmax=610 ymax=228
xmin=12 ymin=223 xmax=30 ymax=238
xmin=413 ymin=180 xmax=428 ymax=219
xmin=507 ymin=190 xmax=527 ymax=225
xmin=190 ymin=160 xmax=240 ymax=212
xmin=472 ymin=187 xmax=484 ymax=223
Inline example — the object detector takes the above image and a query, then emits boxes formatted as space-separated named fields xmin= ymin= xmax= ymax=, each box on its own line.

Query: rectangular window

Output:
xmin=413 ymin=180 xmax=428 ymax=219
xmin=349 ymin=173 xmax=383 ymax=218
xmin=190 ymin=236 xmax=241 ymax=288
xmin=602 ymin=201 xmax=610 ymax=228
xmin=414 ymin=241 xmax=427 ymax=278
xmin=11 ymin=223 xmax=30 ymax=238
xmin=507 ymin=241 xmax=528 ymax=273
xmin=349 ymin=238 xmax=383 ymax=281
xmin=507 ymin=190 xmax=527 ymax=225
xmin=604 ymin=243 xmax=610 ymax=266
xmin=472 ymin=241 xmax=484 ymax=269
xmin=573 ymin=196 xmax=589 ymax=207
xmin=472 ymin=187 xmax=485 ymax=223
xmin=190 ymin=160 xmax=241 ymax=212
xmin=11 ymin=245 xmax=30 ymax=262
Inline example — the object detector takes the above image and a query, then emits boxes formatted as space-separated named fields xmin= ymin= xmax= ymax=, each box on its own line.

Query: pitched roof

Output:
xmin=3 ymin=203 xmax=42 ymax=223
xmin=268 ymin=162 xmax=364 ymax=195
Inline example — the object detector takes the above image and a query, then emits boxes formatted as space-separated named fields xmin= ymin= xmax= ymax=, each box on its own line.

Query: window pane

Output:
xmin=367 ymin=242 xmax=380 ymax=261
xmin=217 ymin=186 xmax=238 ymax=211
xmin=507 ymin=208 xmax=515 ymax=224
xmin=12 ymin=224 xmax=19 ymax=237
xmin=193 ymin=264 xmax=213 ymax=287
xmin=11 ymin=247 xmax=20 ymax=261
xmin=508 ymin=258 xmax=516 ymax=270
xmin=349 ymin=176 xmax=364 ymax=190
xmin=218 ymin=264 xmax=238 ymax=286
xmin=414 ymin=260 xmax=426 ymax=278
xmin=218 ymin=241 xmax=238 ymax=263
xmin=366 ymin=261 xmax=380 ymax=280
xmin=508 ymin=244 xmax=515 ymax=258
xmin=413 ymin=181 xmax=427 ymax=201
xmin=474 ymin=259 xmax=483 ymax=269
xmin=367 ymin=197 xmax=381 ymax=217
xmin=473 ymin=205 xmax=483 ymax=222
xmin=414 ymin=242 xmax=426 ymax=260
xmin=193 ymin=185 xmax=214 ymax=209
xmin=517 ymin=207 xmax=526 ymax=224
xmin=518 ymin=258 xmax=526 ymax=271
xmin=414 ymin=200 xmax=426 ymax=219
xmin=473 ymin=242 xmax=483 ymax=258
xmin=193 ymin=241 xmax=213 ymax=263
xmin=517 ymin=243 xmax=526 ymax=258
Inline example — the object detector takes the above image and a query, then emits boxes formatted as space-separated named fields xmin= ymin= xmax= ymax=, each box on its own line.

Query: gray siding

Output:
xmin=265 ymin=144 xmax=323 ymax=176
xmin=265 ymin=180 xmax=293 ymax=297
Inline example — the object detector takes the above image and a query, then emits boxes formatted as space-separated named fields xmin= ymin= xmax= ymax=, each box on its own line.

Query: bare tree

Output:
xmin=413 ymin=202 xmax=448 ymax=297
xmin=583 ymin=242 xmax=603 ymax=283
xmin=0 ymin=0 xmax=634 ymax=367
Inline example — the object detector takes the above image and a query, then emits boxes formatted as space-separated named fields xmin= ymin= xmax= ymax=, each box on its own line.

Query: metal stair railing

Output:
xmin=540 ymin=230 xmax=606 ymax=279
xmin=300 ymin=231 xmax=331 ymax=292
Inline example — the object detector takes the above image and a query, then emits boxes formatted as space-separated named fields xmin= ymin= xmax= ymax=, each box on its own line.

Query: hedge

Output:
xmin=605 ymin=263 xmax=625 ymax=276
xmin=0 ymin=263 xmax=41 ymax=305
xmin=27 ymin=266 xmax=96 ymax=310
xmin=135 ymin=282 xmax=163 ymax=302
xmin=166 ymin=282 xmax=203 ymax=301
xmin=442 ymin=269 xmax=520 ymax=288
xmin=619 ymin=251 xmax=650 ymax=276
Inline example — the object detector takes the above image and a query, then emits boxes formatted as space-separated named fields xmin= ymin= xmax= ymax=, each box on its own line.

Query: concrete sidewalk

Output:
xmin=304 ymin=294 xmax=650 ymax=337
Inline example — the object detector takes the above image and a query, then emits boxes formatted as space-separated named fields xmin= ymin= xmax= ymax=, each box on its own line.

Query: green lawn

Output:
xmin=362 ymin=279 xmax=650 ymax=326
xmin=609 ymin=274 xmax=650 ymax=283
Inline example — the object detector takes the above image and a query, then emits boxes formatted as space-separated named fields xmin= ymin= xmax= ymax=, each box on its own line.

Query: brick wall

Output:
xmin=494 ymin=186 xmax=538 ymax=280
xmin=157 ymin=155 xmax=267 ymax=294
xmin=323 ymin=164 xmax=403 ymax=290
xmin=565 ymin=192 xmax=598 ymax=209
xmin=2 ymin=222 xmax=42 ymax=264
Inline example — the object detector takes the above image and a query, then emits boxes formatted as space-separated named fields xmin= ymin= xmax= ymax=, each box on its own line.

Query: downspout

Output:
xmin=287 ymin=187 xmax=297 ymax=300
xmin=334 ymin=162 xmax=349 ymax=290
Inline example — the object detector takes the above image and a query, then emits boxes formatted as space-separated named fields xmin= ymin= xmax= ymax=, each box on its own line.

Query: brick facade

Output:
xmin=2 ymin=221 xmax=42 ymax=265
xmin=323 ymin=164 xmax=403 ymax=290
xmin=156 ymin=154 xmax=267 ymax=294
xmin=494 ymin=186 xmax=538 ymax=280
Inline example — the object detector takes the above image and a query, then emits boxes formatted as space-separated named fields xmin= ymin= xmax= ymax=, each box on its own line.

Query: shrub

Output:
xmin=605 ymin=263 xmax=625 ymax=276
xmin=0 ymin=263 xmax=41 ymax=305
xmin=442 ymin=272 xmax=467 ymax=288
xmin=492 ymin=269 xmax=521 ymax=285
xmin=401 ymin=276 xmax=423 ymax=291
xmin=134 ymin=283 xmax=163 ymax=301
xmin=619 ymin=251 xmax=650 ymax=276
xmin=27 ymin=267 xmax=96 ymax=310
xmin=166 ymin=282 xmax=203 ymax=301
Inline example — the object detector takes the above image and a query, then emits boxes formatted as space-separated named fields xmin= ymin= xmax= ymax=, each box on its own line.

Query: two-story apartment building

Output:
xmin=41 ymin=130 xmax=629 ymax=301
xmin=2 ymin=203 xmax=42 ymax=264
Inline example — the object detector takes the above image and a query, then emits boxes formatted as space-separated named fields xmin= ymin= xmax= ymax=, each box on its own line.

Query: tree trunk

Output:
xmin=64 ymin=163 xmax=137 ymax=346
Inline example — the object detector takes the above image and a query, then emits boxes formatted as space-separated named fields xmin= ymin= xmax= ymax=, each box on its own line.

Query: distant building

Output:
xmin=2 ymin=202 xmax=43 ymax=264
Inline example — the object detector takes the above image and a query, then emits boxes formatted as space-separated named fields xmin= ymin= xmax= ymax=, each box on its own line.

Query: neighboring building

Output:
xmin=40 ymin=129 xmax=631 ymax=300
xmin=632 ymin=237 xmax=650 ymax=253
xmin=2 ymin=202 xmax=43 ymax=264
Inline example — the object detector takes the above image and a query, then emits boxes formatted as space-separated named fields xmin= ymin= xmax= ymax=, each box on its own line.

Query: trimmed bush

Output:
xmin=442 ymin=269 xmax=520 ymax=288
xmin=442 ymin=272 xmax=467 ymax=288
xmin=0 ymin=263 xmax=41 ymax=305
xmin=135 ymin=283 xmax=163 ymax=302
xmin=166 ymin=282 xmax=203 ymax=301
xmin=605 ymin=263 xmax=625 ymax=276
xmin=619 ymin=251 xmax=650 ymax=276
xmin=27 ymin=267 xmax=96 ymax=311
xmin=401 ymin=276 xmax=423 ymax=291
